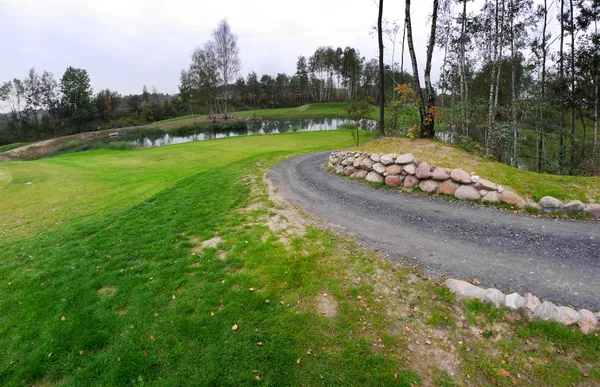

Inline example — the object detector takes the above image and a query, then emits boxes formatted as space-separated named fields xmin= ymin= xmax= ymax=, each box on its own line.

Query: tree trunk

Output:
xmin=378 ymin=0 xmax=385 ymax=136
xmin=487 ymin=0 xmax=500 ymax=153
xmin=460 ymin=0 xmax=470 ymax=135
xmin=594 ymin=79 xmax=599 ymax=159
xmin=422 ymin=0 xmax=439 ymax=138
xmin=537 ymin=0 xmax=547 ymax=173
xmin=569 ymin=0 xmax=576 ymax=172
xmin=400 ymin=22 xmax=406 ymax=84
xmin=559 ymin=0 xmax=565 ymax=173
xmin=405 ymin=0 xmax=427 ymax=128
xmin=510 ymin=0 xmax=518 ymax=167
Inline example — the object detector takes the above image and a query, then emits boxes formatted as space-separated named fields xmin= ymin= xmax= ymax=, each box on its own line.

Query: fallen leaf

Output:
xmin=255 ymin=375 xmax=260 ymax=381
xmin=498 ymin=368 xmax=511 ymax=378
xmin=232 ymin=324 xmax=239 ymax=331
xmin=257 ymin=342 xmax=263 ymax=346
xmin=473 ymin=279 xmax=480 ymax=285
xmin=154 ymin=312 xmax=159 ymax=317
xmin=210 ymin=312 xmax=215 ymax=316
xmin=60 ymin=316 xmax=66 ymax=321
xmin=296 ymin=358 xmax=301 ymax=364
xmin=250 ymin=288 xmax=255 ymax=292
xmin=172 ymin=295 xmax=176 ymax=300
xmin=79 ymin=350 xmax=84 ymax=355
xmin=306 ymin=349 xmax=312 ymax=355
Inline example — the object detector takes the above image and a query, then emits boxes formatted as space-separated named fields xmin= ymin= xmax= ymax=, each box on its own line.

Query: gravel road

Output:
xmin=269 ymin=152 xmax=600 ymax=309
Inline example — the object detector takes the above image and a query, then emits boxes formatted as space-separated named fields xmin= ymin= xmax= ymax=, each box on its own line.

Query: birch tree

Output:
xmin=212 ymin=19 xmax=241 ymax=119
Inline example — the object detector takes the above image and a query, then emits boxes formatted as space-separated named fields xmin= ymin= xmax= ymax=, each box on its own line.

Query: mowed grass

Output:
xmin=359 ymin=137 xmax=600 ymax=202
xmin=1 ymin=131 xmax=599 ymax=386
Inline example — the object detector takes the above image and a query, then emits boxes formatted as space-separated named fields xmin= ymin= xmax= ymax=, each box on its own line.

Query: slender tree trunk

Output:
xmin=510 ymin=0 xmax=518 ymax=167
xmin=378 ymin=0 xmax=385 ymax=136
xmin=559 ymin=0 xmax=565 ymax=173
xmin=460 ymin=0 xmax=470 ymax=135
xmin=400 ymin=22 xmax=406 ymax=84
xmin=405 ymin=0 xmax=427 ymax=127
xmin=569 ymin=0 xmax=576 ymax=172
xmin=538 ymin=0 xmax=547 ymax=173
xmin=423 ymin=0 xmax=439 ymax=138
xmin=580 ymin=109 xmax=586 ymax=160
xmin=594 ymin=79 xmax=598 ymax=159
xmin=487 ymin=0 xmax=500 ymax=153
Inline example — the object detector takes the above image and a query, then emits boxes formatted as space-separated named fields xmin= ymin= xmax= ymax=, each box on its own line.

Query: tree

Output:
xmin=60 ymin=67 xmax=93 ymax=131
xmin=404 ymin=0 xmax=427 ymax=136
xmin=94 ymin=89 xmax=121 ymax=122
xmin=423 ymin=0 xmax=440 ymax=138
xmin=347 ymin=98 xmax=375 ymax=146
xmin=377 ymin=0 xmax=385 ymax=136
xmin=212 ymin=19 xmax=241 ymax=119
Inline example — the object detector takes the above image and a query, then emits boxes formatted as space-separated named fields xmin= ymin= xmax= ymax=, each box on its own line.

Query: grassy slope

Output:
xmin=359 ymin=137 xmax=600 ymax=202
xmin=0 ymin=142 xmax=30 ymax=153
xmin=1 ymin=132 xmax=598 ymax=386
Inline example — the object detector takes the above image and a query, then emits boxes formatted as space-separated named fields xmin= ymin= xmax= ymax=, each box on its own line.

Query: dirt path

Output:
xmin=269 ymin=152 xmax=600 ymax=309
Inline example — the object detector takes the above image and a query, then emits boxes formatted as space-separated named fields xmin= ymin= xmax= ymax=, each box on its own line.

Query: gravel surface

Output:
xmin=269 ymin=152 xmax=600 ymax=309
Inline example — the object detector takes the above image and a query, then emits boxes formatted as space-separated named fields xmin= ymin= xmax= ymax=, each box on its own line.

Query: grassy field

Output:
xmin=359 ymin=137 xmax=600 ymax=203
xmin=1 ymin=131 xmax=598 ymax=386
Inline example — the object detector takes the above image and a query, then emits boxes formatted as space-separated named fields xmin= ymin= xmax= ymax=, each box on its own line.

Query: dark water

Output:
xmin=109 ymin=118 xmax=376 ymax=149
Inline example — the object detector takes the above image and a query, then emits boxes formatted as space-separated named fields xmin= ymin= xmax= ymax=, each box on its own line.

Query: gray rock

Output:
xmin=474 ymin=178 xmax=497 ymax=191
xmin=419 ymin=179 xmax=440 ymax=193
xmin=366 ymin=171 xmax=384 ymax=183
xmin=539 ymin=196 xmax=563 ymax=213
xmin=373 ymin=163 xmax=387 ymax=174
xmin=431 ymin=167 xmax=450 ymax=181
xmin=353 ymin=156 xmax=363 ymax=168
xmin=347 ymin=156 xmax=355 ymax=164
xmin=415 ymin=162 xmax=434 ymax=179
xmin=563 ymin=200 xmax=584 ymax=215
xmin=533 ymin=301 xmax=559 ymax=321
xmin=380 ymin=153 xmax=397 ymax=165
xmin=386 ymin=164 xmax=403 ymax=175
xmin=335 ymin=165 xmax=344 ymax=174
xmin=470 ymin=175 xmax=480 ymax=183
xmin=482 ymin=191 xmax=500 ymax=203
xmin=578 ymin=309 xmax=598 ymax=334
xmin=341 ymin=159 xmax=348 ymax=166
xmin=505 ymin=293 xmax=525 ymax=311
xmin=554 ymin=306 xmax=581 ymax=325
xmin=482 ymin=288 xmax=506 ymax=307
xmin=501 ymin=191 xmax=526 ymax=209
xmin=370 ymin=153 xmax=381 ymax=162
xmin=497 ymin=185 xmax=505 ymax=193
xmin=454 ymin=185 xmax=481 ymax=201
xmin=526 ymin=200 xmax=541 ymax=211
xmin=584 ymin=203 xmax=600 ymax=218
xmin=395 ymin=153 xmax=415 ymax=165
xmin=344 ymin=166 xmax=356 ymax=176
xmin=403 ymin=163 xmax=417 ymax=175
xmin=445 ymin=279 xmax=485 ymax=299
xmin=354 ymin=169 xmax=368 ymax=179
xmin=450 ymin=169 xmax=472 ymax=184
xmin=479 ymin=190 xmax=488 ymax=197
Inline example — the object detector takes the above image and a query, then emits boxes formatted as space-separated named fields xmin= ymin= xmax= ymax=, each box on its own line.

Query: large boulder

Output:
xmin=481 ymin=191 xmax=501 ymax=203
xmin=344 ymin=166 xmax=356 ymax=176
xmin=354 ymin=169 xmax=368 ymax=179
xmin=445 ymin=279 xmax=485 ymax=299
xmin=370 ymin=153 xmax=381 ymax=162
xmin=366 ymin=171 xmax=384 ymax=183
xmin=373 ymin=163 xmax=387 ymax=174
xmin=554 ymin=306 xmax=581 ymax=325
xmin=415 ymin=162 xmax=434 ymax=179
xmin=533 ymin=301 xmax=559 ymax=321
xmin=584 ymin=203 xmax=600 ymax=218
xmin=505 ymin=293 xmax=525 ymax=311
xmin=439 ymin=180 xmax=459 ymax=195
xmin=539 ymin=196 xmax=563 ymax=213
xmin=482 ymin=288 xmax=506 ymax=308
xmin=563 ymin=200 xmax=585 ymax=215
xmin=335 ymin=165 xmax=344 ymax=174
xmin=380 ymin=153 xmax=397 ymax=165
xmin=450 ymin=169 xmax=472 ymax=184
xmin=474 ymin=178 xmax=497 ymax=191
xmin=501 ymin=191 xmax=526 ymax=209
xmin=385 ymin=175 xmax=403 ymax=187
xmin=403 ymin=163 xmax=417 ymax=175
xmin=395 ymin=153 xmax=415 ymax=165
xmin=522 ymin=293 xmax=540 ymax=319
xmin=454 ymin=185 xmax=481 ymax=201
xmin=353 ymin=156 xmax=364 ymax=168
xmin=431 ymin=167 xmax=450 ymax=181
xmin=386 ymin=164 xmax=403 ymax=175
xmin=579 ymin=309 xmax=598 ymax=334
xmin=404 ymin=175 xmax=420 ymax=189
xmin=360 ymin=158 xmax=375 ymax=171
xmin=419 ymin=179 xmax=440 ymax=193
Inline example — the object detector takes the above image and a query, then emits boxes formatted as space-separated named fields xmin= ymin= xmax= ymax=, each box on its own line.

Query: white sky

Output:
xmin=0 ymin=0 xmax=516 ymax=96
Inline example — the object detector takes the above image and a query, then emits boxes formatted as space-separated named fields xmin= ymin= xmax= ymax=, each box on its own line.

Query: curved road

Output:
xmin=269 ymin=152 xmax=600 ymax=309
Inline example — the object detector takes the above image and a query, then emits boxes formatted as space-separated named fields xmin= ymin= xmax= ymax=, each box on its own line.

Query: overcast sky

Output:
xmin=1 ymin=0 xmax=444 ymax=96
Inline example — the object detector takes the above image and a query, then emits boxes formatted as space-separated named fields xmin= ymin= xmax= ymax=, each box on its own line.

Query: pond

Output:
xmin=104 ymin=118 xmax=376 ymax=150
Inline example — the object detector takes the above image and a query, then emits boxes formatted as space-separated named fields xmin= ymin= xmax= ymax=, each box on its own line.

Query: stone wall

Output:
xmin=328 ymin=151 xmax=600 ymax=219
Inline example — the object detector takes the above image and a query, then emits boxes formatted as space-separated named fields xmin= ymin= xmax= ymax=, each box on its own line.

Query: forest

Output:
xmin=2 ymin=0 xmax=600 ymax=176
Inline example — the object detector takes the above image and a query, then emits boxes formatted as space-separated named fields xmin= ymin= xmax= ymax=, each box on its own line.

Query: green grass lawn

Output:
xmin=1 ymin=131 xmax=598 ymax=386
xmin=0 ymin=142 xmax=30 ymax=153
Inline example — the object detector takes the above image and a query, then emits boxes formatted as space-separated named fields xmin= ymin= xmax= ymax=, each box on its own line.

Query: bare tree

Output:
xmin=405 ymin=0 xmax=427 ymax=134
xmin=423 ymin=0 xmax=440 ymax=138
xmin=213 ymin=19 xmax=241 ymax=119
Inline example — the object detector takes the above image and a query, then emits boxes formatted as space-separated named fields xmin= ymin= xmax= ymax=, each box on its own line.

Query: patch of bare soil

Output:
xmin=316 ymin=292 xmax=338 ymax=318
xmin=190 ymin=236 xmax=223 ymax=254
xmin=97 ymin=286 xmax=116 ymax=296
